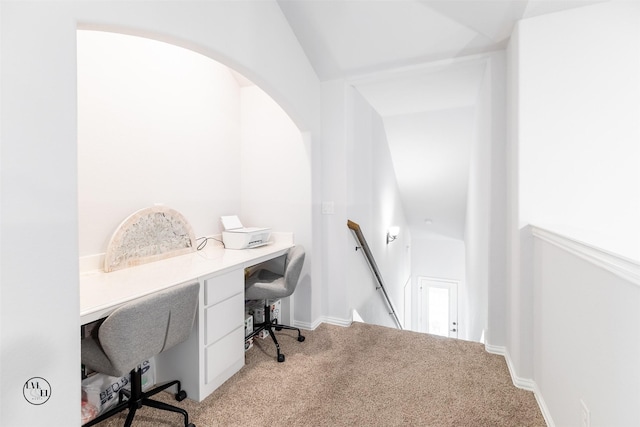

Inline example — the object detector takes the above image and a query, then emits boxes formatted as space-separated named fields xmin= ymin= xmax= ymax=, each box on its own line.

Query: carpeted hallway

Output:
xmin=91 ymin=322 xmax=546 ymax=426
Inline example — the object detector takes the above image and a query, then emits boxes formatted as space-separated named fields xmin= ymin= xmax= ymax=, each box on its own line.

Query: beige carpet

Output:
xmin=91 ymin=322 xmax=546 ymax=426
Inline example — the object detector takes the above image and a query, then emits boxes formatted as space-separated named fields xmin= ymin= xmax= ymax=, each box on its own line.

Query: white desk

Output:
xmin=79 ymin=233 xmax=294 ymax=401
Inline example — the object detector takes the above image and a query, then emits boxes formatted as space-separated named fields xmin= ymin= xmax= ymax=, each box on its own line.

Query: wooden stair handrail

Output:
xmin=347 ymin=219 xmax=403 ymax=330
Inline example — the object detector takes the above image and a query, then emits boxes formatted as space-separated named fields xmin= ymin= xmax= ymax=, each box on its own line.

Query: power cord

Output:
xmin=196 ymin=236 xmax=225 ymax=251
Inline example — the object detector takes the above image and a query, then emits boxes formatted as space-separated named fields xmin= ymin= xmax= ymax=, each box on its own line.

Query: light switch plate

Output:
xmin=321 ymin=201 xmax=335 ymax=215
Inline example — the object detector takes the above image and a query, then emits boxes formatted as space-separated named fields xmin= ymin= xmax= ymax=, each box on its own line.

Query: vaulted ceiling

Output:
xmin=278 ymin=0 xmax=605 ymax=240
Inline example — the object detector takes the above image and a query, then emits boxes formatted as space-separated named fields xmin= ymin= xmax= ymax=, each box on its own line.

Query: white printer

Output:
xmin=220 ymin=215 xmax=271 ymax=249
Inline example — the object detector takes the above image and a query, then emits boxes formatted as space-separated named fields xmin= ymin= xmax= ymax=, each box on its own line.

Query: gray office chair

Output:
xmin=245 ymin=245 xmax=306 ymax=362
xmin=81 ymin=281 xmax=199 ymax=427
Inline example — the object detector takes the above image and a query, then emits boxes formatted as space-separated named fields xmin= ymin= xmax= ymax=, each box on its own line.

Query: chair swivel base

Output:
xmin=82 ymin=367 xmax=195 ymax=427
xmin=247 ymin=306 xmax=305 ymax=363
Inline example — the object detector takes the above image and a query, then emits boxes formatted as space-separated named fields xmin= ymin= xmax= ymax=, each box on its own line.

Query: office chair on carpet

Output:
xmin=245 ymin=245 xmax=306 ymax=363
xmin=81 ymin=281 xmax=199 ymax=427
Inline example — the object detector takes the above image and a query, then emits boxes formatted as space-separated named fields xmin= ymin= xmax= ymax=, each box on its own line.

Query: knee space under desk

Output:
xmin=80 ymin=236 xmax=294 ymax=402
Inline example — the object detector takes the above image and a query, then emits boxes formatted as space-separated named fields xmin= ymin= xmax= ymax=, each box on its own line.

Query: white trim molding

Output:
xmin=485 ymin=344 xmax=536 ymax=391
xmin=484 ymin=343 xmax=505 ymax=355
xmin=293 ymin=316 xmax=352 ymax=331
xmin=533 ymin=382 xmax=555 ymax=427
xmin=486 ymin=344 xmax=553 ymax=426
xmin=530 ymin=226 xmax=640 ymax=287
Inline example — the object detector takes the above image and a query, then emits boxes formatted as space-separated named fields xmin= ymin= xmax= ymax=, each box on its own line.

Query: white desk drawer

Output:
xmin=204 ymin=268 xmax=243 ymax=306
xmin=205 ymin=293 xmax=243 ymax=346
xmin=205 ymin=326 xmax=244 ymax=384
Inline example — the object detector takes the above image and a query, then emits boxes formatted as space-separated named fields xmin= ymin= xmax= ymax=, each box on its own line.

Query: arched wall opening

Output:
xmin=1 ymin=4 xmax=321 ymax=424
xmin=77 ymin=30 xmax=312 ymax=325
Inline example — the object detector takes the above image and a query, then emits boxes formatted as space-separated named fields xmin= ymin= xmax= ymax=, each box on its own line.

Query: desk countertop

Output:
xmin=80 ymin=233 xmax=294 ymax=324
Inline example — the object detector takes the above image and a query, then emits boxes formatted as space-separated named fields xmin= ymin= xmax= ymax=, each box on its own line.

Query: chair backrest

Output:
xmin=283 ymin=245 xmax=305 ymax=294
xmin=98 ymin=281 xmax=199 ymax=375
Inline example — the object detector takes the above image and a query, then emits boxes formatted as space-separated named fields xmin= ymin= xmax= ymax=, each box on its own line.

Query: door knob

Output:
xmin=450 ymin=328 xmax=457 ymax=332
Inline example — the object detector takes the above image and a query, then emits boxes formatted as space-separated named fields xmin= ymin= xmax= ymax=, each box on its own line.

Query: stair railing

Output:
xmin=347 ymin=220 xmax=403 ymax=330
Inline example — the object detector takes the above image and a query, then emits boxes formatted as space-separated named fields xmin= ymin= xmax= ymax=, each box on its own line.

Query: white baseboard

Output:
xmin=503 ymin=350 xmax=536 ymax=391
xmin=485 ymin=344 xmax=553 ymax=426
xmin=484 ymin=342 xmax=505 ymax=355
xmin=532 ymin=382 xmax=554 ymax=427
xmin=321 ymin=316 xmax=352 ymax=327
xmin=293 ymin=316 xmax=352 ymax=331
xmin=484 ymin=343 xmax=528 ymax=388
xmin=485 ymin=344 xmax=535 ymax=390
xmin=291 ymin=319 xmax=319 ymax=330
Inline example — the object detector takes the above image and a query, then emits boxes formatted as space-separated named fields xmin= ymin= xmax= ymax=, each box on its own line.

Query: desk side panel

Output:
xmin=154 ymin=281 xmax=204 ymax=400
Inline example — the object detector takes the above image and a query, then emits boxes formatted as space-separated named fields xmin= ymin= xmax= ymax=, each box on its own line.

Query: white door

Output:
xmin=418 ymin=277 xmax=458 ymax=338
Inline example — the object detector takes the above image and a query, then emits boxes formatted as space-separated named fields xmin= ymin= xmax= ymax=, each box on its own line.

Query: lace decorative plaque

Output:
xmin=104 ymin=206 xmax=196 ymax=272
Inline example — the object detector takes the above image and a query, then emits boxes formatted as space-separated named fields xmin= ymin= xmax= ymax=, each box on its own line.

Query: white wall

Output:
xmin=371 ymin=103 xmax=411 ymax=326
xmin=239 ymin=85 xmax=312 ymax=325
xmin=77 ymin=31 xmax=242 ymax=256
xmin=484 ymin=52 xmax=507 ymax=349
xmin=346 ymin=87 xmax=410 ymax=328
xmin=518 ymin=1 xmax=640 ymax=262
xmin=532 ymin=231 xmax=640 ymax=427
xmin=506 ymin=22 xmax=527 ymax=385
xmin=322 ymin=81 xmax=410 ymax=329
xmin=346 ymin=83 xmax=376 ymax=324
xmin=320 ymin=79 xmax=351 ymax=326
xmin=463 ymin=52 xmax=506 ymax=346
xmin=2 ymin=5 xmax=82 ymax=426
xmin=506 ymin=2 xmax=640 ymax=425
xmin=0 ymin=3 xmax=4 ymax=418
xmin=77 ymin=31 xmax=312 ymax=326
xmin=0 ymin=3 xmax=320 ymax=425
xmin=463 ymin=59 xmax=491 ymax=344
xmin=412 ymin=238 xmax=465 ymax=282
xmin=464 ymin=109 xmax=489 ymax=343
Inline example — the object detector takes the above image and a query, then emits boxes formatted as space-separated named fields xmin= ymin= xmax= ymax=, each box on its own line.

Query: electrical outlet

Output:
xmin=580 ymin=399 xmax=590 ymax=427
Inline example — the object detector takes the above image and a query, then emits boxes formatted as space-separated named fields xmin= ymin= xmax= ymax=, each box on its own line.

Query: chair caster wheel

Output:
xmin=277 ymin=354 xmax=285 ymax=362
xmin=298 ymin=335 xmax=305 ymax=342
xmin=187 ymin=423 xmax=196 ymax=427
xmin=176 ymin=390 xmax=187 ymax=401
xmin=275 ymin=326 xmax=283 ymax=331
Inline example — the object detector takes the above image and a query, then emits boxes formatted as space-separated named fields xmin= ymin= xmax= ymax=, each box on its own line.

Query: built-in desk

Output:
xmin=79 ymin=233 xmax=294 ymax=401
